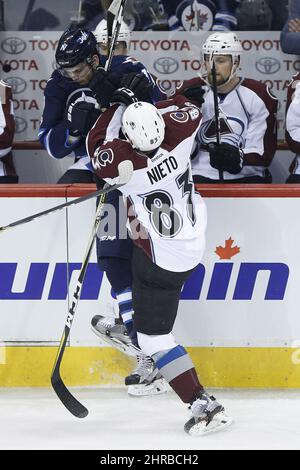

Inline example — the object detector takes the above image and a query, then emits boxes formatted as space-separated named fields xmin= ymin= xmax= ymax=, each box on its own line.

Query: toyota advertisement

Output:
xmin=0 ymin=31 xmax=296 ymax=141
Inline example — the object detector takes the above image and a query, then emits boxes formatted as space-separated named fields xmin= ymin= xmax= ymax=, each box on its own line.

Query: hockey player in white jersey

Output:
xmin=175 ymin=32 xmax=278 ymax=183
xmin=285 ymin=72 xmax=300 ymax=183
xmin=86 ymin=96 xmax=233 ymax=435
xmin=0 ymin=80 xmax=17 ymax=183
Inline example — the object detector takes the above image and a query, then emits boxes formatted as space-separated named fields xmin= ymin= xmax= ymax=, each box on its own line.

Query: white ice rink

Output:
xmin=1 ymin=387 xmax=300 ymax=450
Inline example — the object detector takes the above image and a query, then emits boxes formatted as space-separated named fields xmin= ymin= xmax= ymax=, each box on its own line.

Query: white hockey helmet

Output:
xmin=94 ymin=19 xmax=131 ymax=49
xmin=122 ymin=102 xmax=165 ymax=152
xmin=203 ymin=32 xmax=242 ymax=60
xmin=202 ymin=32 xmax=243 ymax=84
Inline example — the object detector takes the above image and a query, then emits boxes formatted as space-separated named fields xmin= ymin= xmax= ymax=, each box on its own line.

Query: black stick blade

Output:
xmin=51 ymin=371 xmax=88 ymax=419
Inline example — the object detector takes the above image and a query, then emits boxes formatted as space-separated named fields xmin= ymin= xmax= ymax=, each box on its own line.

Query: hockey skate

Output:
xmin=91 ymin=314 xmax=134 ymax=356
xmin=125 ymin=353 xmax=168 ymax=397
xmin=184 ymin=391 xmax=233 ymax=436
xmin=91 ymin=314 xmax=168 ymax=396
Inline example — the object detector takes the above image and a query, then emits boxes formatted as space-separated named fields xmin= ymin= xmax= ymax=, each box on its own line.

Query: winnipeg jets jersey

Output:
xmin=159 ymin=0 xmax=240 ymax=31
xmin=87 ymin=96 xmax=207 ymax=272
xmin=176 ymin=77 xmax=278 ymax=180
xmin=285 ymin=72 xmax=300 ymax=175
xmin=38 ymin=55 xmax=164 ymax=171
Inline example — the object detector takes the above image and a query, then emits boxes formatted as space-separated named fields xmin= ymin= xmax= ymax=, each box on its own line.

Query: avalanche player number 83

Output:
xmin=141 ymin=165 xmax=196 ymax=238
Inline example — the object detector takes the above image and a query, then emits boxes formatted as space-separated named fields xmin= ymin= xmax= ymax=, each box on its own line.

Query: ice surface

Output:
xmin=0 ymin=387 xmax=300 ymax=450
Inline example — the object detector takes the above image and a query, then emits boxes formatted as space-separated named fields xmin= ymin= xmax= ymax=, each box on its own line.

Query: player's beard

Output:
xmin=207 ymin=73 xmax=229 ymax=87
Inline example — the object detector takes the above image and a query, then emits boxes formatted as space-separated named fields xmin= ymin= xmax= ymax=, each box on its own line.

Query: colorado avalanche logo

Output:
xmin=170 ymin=111 xmax=189 ymax=123
xmin=199 ymin=115 xmax=245 ymax=148
xmin=93 ymin=148 xmax=114 ymax=170
xmin=176 ymin=0 xmax=214 ymax=31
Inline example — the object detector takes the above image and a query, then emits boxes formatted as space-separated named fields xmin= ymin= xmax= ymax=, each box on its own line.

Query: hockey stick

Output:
xmin=50 ymin=1 xmax=130 ymax=418
xmin=51 ymin=161 xmax=132 ymax=416
xmin=105 ymin=0 xmax=128 ymax=72
xmin=211 ymin=59 xmax=224 ymax=182
xmin=0 ymin=1 xmax=4 ymax=31
xmin=51 ymin=191 xmax=106 ymax=418
xmin=19 ymin=0 xmax=36 ymax=30
xmin=0 ymin=184 xmax=122 ymax=233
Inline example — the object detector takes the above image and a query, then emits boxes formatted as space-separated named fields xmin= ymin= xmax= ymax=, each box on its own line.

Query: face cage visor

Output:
xmin=55 ymin=54 xmax=95 ymax=78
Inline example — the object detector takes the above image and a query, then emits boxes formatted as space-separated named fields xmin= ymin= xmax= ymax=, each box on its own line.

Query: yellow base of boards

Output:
xmin=0 ymin=346 xmax=300 ymax=388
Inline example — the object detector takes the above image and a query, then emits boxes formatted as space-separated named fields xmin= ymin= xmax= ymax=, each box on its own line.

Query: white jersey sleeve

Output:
xmin=285 ymin=72 xmax=300 ymax=175
xmin=286 ymin=73 xmax=300 ymax=151
xmin=0 ymin=81 xmax=15 ymax=158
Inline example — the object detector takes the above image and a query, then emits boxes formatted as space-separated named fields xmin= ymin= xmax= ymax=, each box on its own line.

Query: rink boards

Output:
xmin=0 ymin=184 xmax=300 ymax=388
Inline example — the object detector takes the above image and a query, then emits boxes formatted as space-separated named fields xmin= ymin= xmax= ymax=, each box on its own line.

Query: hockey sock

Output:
xmin=98 ymin=257 xmax=132 ymax=293
xmin=116 ymin=287 xmax=137 ymax=344
xmin=152 ymin=345 xmax=204 ymax=403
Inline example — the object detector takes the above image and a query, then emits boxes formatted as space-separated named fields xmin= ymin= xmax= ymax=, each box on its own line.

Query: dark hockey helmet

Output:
xmin=55 ymin=28 xmax=98 ymax=69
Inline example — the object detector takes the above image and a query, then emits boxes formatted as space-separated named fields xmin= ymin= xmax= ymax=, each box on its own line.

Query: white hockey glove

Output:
xmin=117 ymin=160 xmax=134 ymax=185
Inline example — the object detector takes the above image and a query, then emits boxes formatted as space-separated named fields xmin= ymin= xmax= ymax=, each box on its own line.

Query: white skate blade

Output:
xmin=188 ymin=412 xmax=234 ymax=437
xmin=91 ymin=325 xmax=135 ymax=357
xmin=127 ymin=378 xmax=169 ymax=397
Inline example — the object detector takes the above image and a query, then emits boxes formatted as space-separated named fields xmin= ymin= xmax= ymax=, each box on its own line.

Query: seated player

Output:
xmin=175 ymin=32 xmax=278 ymax=183
xmin=0 ymin=79 xmax=17 ymax=184
xmin=285 ymin=71 xmax=300 ymax=183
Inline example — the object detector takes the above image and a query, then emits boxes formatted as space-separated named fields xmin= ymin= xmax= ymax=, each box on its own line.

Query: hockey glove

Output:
xmin=88 ymin=67 xmax=121 ymax=107
xmin=208 ymin=142 xmax=244 ymax=175
xmin=117 ymin=160 xmax=134 ymax=185
xmin=120 ymin=72 xmax=153 ymax=102
xmin=65 ymin=101 xmax=101 ymax=137
xmin=181 ymin=85 xmax=205 ymax=108
xmin=110 ymin=87 xmax=138 ymax=106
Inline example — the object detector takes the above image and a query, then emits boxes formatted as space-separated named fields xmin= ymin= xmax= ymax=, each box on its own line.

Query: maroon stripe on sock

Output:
xmin=169 ymin=368 xmax=204 ymax=403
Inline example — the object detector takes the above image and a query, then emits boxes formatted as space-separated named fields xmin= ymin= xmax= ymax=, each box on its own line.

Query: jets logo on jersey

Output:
xmin=66 ymin=90 xmax=98 ymax=108
xmin=177 ymin=0 xmax=214 ymax=31
xmin=65 ymin=89 xmax=99 ymax=118
xmin=93 ymin=148 xmax=114 ymax=170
